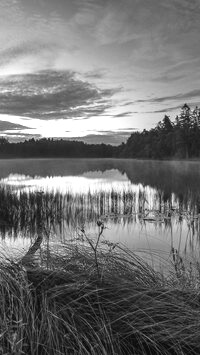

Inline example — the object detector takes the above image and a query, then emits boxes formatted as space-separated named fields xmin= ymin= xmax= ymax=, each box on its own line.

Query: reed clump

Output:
xmin=0 ymin=242 xmax=200 ymax=355
xmin=0 ymin=187 xmax=64 ymax=234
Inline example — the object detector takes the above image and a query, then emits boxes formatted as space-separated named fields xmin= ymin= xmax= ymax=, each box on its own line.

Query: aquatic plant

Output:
xmin=0 ymin=185 xmax=199 ymax=233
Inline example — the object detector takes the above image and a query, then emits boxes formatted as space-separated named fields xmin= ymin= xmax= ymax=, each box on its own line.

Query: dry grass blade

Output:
xmin=0 ymin=242 xmax=199 ymax=354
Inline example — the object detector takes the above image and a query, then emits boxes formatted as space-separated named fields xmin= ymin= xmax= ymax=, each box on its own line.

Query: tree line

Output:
xmin=0 ymin=104 xmax=200 ymax=159
xmin=120 ymin=104 xmax=200 ymax=159
xmin=0 ymin=137 xmax=120 ymax=158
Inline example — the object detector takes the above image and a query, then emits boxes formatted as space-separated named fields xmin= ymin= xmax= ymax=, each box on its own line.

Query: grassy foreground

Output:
xmin=0 ymin=240 xmax=200 ymax=355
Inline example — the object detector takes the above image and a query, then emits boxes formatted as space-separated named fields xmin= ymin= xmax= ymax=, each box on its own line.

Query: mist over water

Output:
xmin=0 ymin=158 xmax=200 ymax=264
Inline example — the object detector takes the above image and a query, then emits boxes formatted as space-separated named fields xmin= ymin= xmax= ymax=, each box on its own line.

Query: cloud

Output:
xmin=144 ymin=106 xmax=180 ymax=114
xmin=68 ymin=131 xmax=132 ymax=145
xmin=152 ymin=73 xmax=185 ymax=83
xmin=71 ymin=0 xmax=102 ymax=28
xmin=0 ymin=41 xmax=57 ymax=66
xmin=112 ymin=128 xmax=136 ymax=132
xmin=1 ymin=0 xmax=200 ymax=143
xmin=164 ymin=0 xmax=200 ymax=16
xmin=95 ymin=2 xmax=141 ymax=45
xmin=94 ymin=0 xmax=191 ymax=45
xmin=83 ymin=69 xmax=107 ymax=80
xmin=0 ymin=120 xmax=30 ymax=132
xmin=122 ymin=101 xmax=134 ymax=107
xmin=67 ymin=126 xmax=136 ymax=145
xmin=0 ymin=70 xmax=119 ymax=119
xmin=113 ymin=111 xmax=134 ymax=118
xmin=0 ymin=40 xmax=75 ymax=75
xmin=135 ymin=90 xmax=200 ymax=104
xmin=0 ymin=1 xmax=90 ymax=75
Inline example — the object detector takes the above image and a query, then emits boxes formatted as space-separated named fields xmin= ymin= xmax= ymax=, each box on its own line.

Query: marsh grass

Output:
xmin=0 ymin=237 xmax=200 ymax=355
xmin=0 ymin=187 xmax=64 ymax=235
xmin=0 ymin=187 xmax=140 ymax=232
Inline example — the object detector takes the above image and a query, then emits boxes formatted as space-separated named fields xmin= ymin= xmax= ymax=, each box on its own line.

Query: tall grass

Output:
xmin=0 ymin=240 xmax=200 ymax=355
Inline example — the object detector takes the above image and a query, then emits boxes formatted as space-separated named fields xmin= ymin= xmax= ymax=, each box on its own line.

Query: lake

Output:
xmin=0 ymin=158 xmax=200 ymax=266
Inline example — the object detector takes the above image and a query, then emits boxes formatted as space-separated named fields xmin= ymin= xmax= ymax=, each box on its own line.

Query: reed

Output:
xmin=0 ymin=186 xmax=199 ymax=235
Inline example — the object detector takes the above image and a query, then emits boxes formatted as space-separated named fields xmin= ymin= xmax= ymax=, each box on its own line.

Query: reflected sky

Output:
xmin=0 ymin=169 xmax=144 ymax=194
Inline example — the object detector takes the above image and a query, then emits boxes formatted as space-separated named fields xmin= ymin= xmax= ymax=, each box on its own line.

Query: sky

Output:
xmin=0 ymin=0 xmax=200 ymax=145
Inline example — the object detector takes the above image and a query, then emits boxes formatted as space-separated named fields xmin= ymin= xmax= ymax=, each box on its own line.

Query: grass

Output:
xmin=0 ymin=235 xmax=200 ymax=355
xmin=0 ymin=187 xmax=140 ymax=232
xmin=0 ymin=187 xmax=64 ymax=235
xmin=0 ymin=185 xmax=200 ymax=354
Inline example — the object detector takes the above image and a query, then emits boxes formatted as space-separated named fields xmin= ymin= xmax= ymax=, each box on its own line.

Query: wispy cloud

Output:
xmin=135 ymin=90 xmax=200 ymax=104
xmin=144 ymin=105 xmax=182 ymax=114
xmin=152 ymin=73 xmax=185 ymax=83
xmin=113 ymin=111 xmax=133 ymax=118
xmin=0 ymin=40 xmax=73 ymax=75
xmin=83 ymin=69 xmax=107 ymax=80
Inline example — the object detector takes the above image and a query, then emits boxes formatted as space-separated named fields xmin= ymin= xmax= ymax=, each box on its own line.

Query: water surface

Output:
xmin=0 ymin=158 xmax=200 ymax=265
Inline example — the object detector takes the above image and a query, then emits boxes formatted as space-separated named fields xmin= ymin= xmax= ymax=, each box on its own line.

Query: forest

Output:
xmin=121 ymin=104 xmax=200 ymax=159
xmin=0 ymin=104 xmax=200 ymax=159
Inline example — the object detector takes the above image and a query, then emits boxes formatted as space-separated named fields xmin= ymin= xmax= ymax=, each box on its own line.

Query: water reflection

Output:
xmin=1 ymin=170 xmax=132 ymax=193
xmin=0 ymin=159 xmax=200 ymax=261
